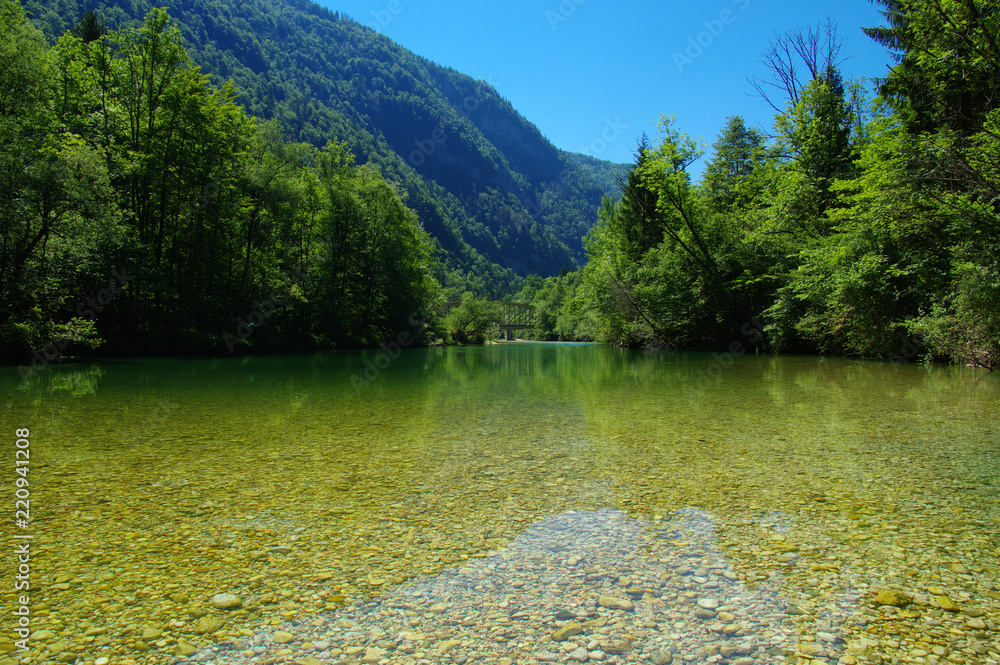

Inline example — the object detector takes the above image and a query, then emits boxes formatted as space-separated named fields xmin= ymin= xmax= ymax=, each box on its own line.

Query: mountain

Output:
xmin=24 ymin=0 xmax=627 ymax=295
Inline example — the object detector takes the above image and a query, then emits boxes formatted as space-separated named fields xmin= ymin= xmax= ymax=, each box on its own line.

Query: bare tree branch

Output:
xmin=748 ymin=18 xmax=849 ymax=112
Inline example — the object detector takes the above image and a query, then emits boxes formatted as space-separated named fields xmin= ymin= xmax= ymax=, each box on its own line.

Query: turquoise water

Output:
xmin=1 ymin=345 xmax=998 ymax=662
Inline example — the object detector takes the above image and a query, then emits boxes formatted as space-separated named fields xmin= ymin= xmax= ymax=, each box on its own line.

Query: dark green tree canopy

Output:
xmin=865 ymin=0 xmax=1000 ymax=134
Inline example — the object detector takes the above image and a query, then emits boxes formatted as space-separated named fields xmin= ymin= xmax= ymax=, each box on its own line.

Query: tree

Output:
xmin=577 ymin=117 xmax=771 ymax=349
xmin=749 ymin=18 xmax=849 ymax=113
xmin=613 ymin=135 xmax=664 ymax=262
xmin=772 ymin=70 xmax=861 ymax=225
xmin=638 ymin=116 xmax=763 ymax=337
xmin=309 ymin=140 xmax=438 ymax=346
xmin=903 ymin=109 xmax=1000 ymax=368
xmin=0 ymin=0 xmax=116 ymax=356
xmin=71 ymin=10 xmax=105 ymax=43
xmin=444 ymin=292 xmax=501 ymax=344
xmin=854 ymin=0 xmax=1000 ymax=367
xmin=701 ymin=116 xmax=771 ymax=214
xmin=865 ymin=0 xmax=1000 ymax=135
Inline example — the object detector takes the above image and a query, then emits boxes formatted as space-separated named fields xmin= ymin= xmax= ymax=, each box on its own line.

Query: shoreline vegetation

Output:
xmin=1 ymin=1 xmax=998 ymax=369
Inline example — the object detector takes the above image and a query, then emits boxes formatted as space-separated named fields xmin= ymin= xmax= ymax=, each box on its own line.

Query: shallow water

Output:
xmin=1 ymin=345 xmax=998 ymax=664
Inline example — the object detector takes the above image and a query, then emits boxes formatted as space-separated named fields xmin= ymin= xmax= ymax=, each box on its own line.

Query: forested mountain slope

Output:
xmin=25 ymin=0 xmax=626 ymax=290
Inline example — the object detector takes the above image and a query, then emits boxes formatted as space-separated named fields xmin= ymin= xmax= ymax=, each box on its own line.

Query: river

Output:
xmin=1 ymin=344 xmax=998 ymax=664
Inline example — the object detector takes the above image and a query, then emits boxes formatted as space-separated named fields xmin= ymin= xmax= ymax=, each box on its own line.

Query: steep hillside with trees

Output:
xmin=1 ymin=3 xmax=442 ymax=358
xmin=23 ymin=0 xmax=624 ymax=287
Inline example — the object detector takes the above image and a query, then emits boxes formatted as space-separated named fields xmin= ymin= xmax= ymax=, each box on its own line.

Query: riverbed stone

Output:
xmin=439 ymin=639 xmax=462 ymax=653
xmin=272 ymin=630 xmax=295 ymax=644
xmin=937 ymin=596 xmax=961 ymax=612
xmin=876 ymin=589 xmax=913 ymax=607
xmin=140 ymin=628 xmax=162 ymax=641
xmin=293 ymin=658 xmax=323 ymax=665
xmin=362 ymin=647 xmax=387 ymax=663
xmin=211 ymin=593 xmax=242 ymax=610
xmin=605 ymin=639 xmax=632 ymax=654
xmin=194 ymin=616 xmax=225 ymax=634
xmin=651 ymin=648 xmax=674 ymax=664
xmin=175 ymin=642 xmax=198 ymax=657
xmin=598 ymin=596 xmax=634 ymax=611
xmin=553 ymin=623 xmax=584 ymax=641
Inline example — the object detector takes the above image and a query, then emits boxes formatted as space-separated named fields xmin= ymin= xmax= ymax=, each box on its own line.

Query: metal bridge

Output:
xmin=493 ymin=302 xmax=536 ymax=331
xmin=439 ymin=301 xmax=536 ymax=332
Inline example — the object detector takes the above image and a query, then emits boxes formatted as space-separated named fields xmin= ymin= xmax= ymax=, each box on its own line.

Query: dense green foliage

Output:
xmin=3 ymin=0 xmax=628 ymax=361
xmin=24 ymin=0 xmax=623 ymax=293
xmin=518 ymin=2 xmax=999 ymax=369
xmin=441 ymin=293 xmax=502 ymax=345
xmin=514 ymin=271 xmax=599 ymax=342
xmin=7 ymin=0 xmax=997 ymax=368
xmin=1 ymin=2 xmax=440 ymax=359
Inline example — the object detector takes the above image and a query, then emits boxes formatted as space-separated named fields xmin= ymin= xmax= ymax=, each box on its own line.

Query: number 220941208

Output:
xmin=15 ymin=429 xmax=30 ymax=527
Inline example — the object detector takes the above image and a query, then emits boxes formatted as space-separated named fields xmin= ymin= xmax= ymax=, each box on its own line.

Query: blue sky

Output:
xmin=317 ymin=0 xmax=894 ymax=169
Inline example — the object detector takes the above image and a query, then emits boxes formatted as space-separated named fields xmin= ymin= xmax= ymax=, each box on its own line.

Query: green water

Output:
xmin=2 ymin=344 xmax=999 ymax=661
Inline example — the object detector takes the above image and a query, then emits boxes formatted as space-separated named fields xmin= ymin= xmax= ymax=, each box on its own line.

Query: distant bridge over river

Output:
xmin=438 ymin=301 xmax=536 ymax=332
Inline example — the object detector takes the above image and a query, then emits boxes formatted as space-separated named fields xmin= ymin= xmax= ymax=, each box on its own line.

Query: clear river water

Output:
xmin=1 ymin=344 xmax=998 ymax=665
